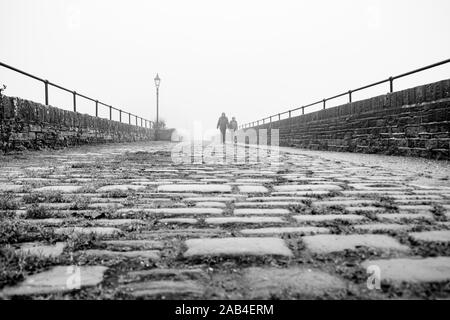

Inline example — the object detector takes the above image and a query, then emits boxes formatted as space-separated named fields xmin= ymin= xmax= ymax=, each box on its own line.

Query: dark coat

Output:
xmin=229 ymin=120 xmax=238 ymax=131
xmin=217 ymin=116 xmax=229 ymax=131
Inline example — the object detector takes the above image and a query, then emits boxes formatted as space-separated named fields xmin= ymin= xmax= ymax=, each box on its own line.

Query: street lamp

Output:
xmin=154 ymin=73 xmax=160 ymax=129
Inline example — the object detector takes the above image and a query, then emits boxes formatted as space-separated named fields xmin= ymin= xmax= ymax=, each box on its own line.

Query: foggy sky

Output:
xmin=1 ymin=0 xmax=449 ymax=137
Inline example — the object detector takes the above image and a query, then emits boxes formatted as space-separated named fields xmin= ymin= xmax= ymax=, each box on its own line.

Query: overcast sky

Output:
xmin=1 ymin=0 xmax=449 ymax=136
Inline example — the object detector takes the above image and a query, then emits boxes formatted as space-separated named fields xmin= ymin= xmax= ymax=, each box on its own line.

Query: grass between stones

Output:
xmin=22 ymin=192 xmax=65 ymax=204
xmin=1 ymin=142 xmax=449 ymax=299
xmin=65 ymin=233 xmax=104 ymax=252
xmin=25 ymin=205 xmax=53 ymax=219
xmin=0 ymin=246 xmax=58 ymax=290
xmin=68 ymin=196 xmax=91 ymax=210
xmin=0 ymin=194 xmax=19 ymax=210
xmin=0 ymin=218 xmax=65 ymax=245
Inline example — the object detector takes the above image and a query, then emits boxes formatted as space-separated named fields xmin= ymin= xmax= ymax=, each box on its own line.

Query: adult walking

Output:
xmin=229 ymin=117 xmax=238 ymax=143
xmin=217 ymin=112 xmax=229 ymax=144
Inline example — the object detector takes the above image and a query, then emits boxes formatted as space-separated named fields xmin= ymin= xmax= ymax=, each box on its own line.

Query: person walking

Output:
xmin=217 ymin=112 xmax=229 ymax=144
xmin=229 ymin=117 xmax=238 ymax=144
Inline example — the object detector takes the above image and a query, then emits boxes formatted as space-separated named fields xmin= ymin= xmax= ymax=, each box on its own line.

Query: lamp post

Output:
xmin=154 ymin=73 xmax=160 ymax=129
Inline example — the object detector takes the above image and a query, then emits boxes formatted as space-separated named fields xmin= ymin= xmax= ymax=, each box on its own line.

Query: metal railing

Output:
xmin=0 ymin=61 xmax=154 ymax=129
xmin=240 ymin=58 xmax=450 ymax=129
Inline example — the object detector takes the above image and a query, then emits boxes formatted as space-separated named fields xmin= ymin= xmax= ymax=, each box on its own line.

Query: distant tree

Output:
xmin=155 ymin=118 xmax=166 ymax=129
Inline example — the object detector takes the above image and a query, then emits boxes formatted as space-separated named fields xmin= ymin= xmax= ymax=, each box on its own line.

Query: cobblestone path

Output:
xmin=1 ymin=141 xmax=450 ymax=299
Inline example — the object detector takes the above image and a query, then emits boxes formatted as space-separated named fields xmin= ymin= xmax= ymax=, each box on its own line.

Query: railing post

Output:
xmin=270 ymin=116 xmax=272 ymax=123
xmin=44 ymin=80 xmax=49 ymax=105
xmin=389 ymin=77 xmax=394 ymax=92
xmin=73 ymin=91 xmax=77 ymax=112
xmin=289 ymin=110 xmax=291 ymax=118
xmin=109 ymin=106 xmax=112 ymax=120
xmin=135 ymin=116 xmax=137 ymax=126
xmin=129 ymin=113 xmax=131 ymax=124
xmin=348 ymin=90 xmax=352 ymax=103
xmin=119 ymin=110 xmax=122 ymax=122
xmin=141 ymin=118 xmax=143 ymax=127
xmin=95 ymin=100 xmax=98 ymax=117
xmin=278 ymin=113 xmax=281 ymax=121
xmin=302 ymin=107 xmax=305 ymax=115
xmin=323 ymin=99 xmax=326 ymax=109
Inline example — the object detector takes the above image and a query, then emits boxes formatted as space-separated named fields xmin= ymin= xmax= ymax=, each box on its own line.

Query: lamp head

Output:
xmin=154 ymin=73 xmax=161 ymax=88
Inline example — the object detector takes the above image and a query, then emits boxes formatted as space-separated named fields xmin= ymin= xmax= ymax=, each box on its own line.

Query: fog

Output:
xmin=1 ymin=0 xmax=449 ymax=138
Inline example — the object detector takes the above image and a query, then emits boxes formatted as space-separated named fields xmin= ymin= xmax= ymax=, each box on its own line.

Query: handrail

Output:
xmin=0 ymin=61 xmax=154 ymax=129
xmin=240 ymin=58 xmax=450 ymax=129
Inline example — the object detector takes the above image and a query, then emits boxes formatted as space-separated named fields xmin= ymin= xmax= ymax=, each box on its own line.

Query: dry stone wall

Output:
xmin=0 ymin=95 xmax=173 ymax=152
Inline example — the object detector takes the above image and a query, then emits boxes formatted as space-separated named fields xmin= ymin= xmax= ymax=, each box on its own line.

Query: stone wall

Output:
xmin=0 ymin=95 xmax=172 ymax=152
xmin=247 ymin=79 xmax=450 ymax=160
xmin=157 ymin=128 xmax=176 ymax=141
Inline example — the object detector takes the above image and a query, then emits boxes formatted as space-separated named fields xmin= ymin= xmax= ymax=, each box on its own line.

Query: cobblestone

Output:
xmin=33 ymin=185 xmax=83 ymax=193
xmin=81 ymin=249 xmax=161 ymax=261
xmin=120 ymin=280 xmax=205 ymax=298
xmin=353 ymin=224 xmax=411 ymax=232
xmin=184 ymin=237 xmax=293 ymax=257
xmin=302 ymin=234 xmax=410 ymax=253
xmin=273 ymin=184 xmax=342 ymax=192
xmin=293 ymin=214 xmax=366 ymax=222
xmin=54 ymin=227 xmax=123 ymax=237
xmin=157 ymin=184 xmax=232 ymax=193
xmin=97 ymin=185 xmax=147 ymax=192
xmin=237 ymin=185 xmax=269 ymax=193
xmin=361 ymin=257 xmax=450 ymax=283
xmin=240 ymin=226 xmax=330 ymax=235
xmin=1 ymin=141 xmax=449 ymax=299
xmin=1 ymin=266 xmax=108 ymax=296
xmin=409 ymin=231 xmax=450 ymax=242
xmin=243 ymin=267 xmax=346 ymax=298
xmin=234 ymin=208 xmax=290 ymax=215
xmin=205 ymin=217 xmax=287 ymax=225
xmin=16 ymin=242 xmax=65 ymax=258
